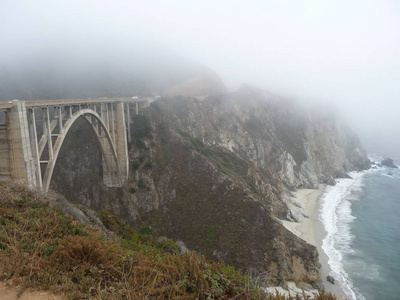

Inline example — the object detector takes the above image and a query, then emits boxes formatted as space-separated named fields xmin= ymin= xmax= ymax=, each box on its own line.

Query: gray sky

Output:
xmin=1 ymin=0 xmax=399 ymax=156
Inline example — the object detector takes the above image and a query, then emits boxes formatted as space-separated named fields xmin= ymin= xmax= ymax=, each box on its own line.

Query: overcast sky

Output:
xmin=1 ymin=0 xmax=399 ymax=156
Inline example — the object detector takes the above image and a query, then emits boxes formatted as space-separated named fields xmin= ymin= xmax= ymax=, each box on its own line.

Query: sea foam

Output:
xmin=319 ymin=171 xmax=367 ymax=300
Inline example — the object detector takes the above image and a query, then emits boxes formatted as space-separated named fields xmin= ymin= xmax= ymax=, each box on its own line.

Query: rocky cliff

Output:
xmin=51 ymin=85 xmax=370 ymax=288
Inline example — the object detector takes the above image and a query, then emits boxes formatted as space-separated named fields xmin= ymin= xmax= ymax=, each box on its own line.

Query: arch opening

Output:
xmin=41 ymin=109 xmax=122 ymax=192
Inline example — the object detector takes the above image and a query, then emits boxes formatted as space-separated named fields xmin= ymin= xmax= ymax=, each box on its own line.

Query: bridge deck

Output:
xmin=0 ymin=97 xmax=149 ymax=111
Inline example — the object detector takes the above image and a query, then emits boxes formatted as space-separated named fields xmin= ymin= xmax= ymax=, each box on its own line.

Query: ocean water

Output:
xmin=319 ymin=155 xmax=400 ymax=300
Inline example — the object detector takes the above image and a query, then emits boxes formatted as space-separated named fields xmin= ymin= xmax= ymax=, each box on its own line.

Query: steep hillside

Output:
xmin=0 ymin=183 xmax=345 ymax=300
xmin=49 ymin=86 xmax=370 ymax=289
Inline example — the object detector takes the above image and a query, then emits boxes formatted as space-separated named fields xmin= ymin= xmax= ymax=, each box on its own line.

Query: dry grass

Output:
xmin=0 ymin=182 xmax=343 ymax=299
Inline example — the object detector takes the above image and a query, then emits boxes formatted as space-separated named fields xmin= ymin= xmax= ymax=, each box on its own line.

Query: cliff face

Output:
xmin=50 ymin=86 xmax=370 ymax=287
xmin=143 ymin=86 xmax=369 ymax=190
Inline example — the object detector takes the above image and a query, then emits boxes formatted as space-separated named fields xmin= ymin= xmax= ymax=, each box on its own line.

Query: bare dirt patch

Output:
xmin=0 ymin=282 xmax=64 ymax=300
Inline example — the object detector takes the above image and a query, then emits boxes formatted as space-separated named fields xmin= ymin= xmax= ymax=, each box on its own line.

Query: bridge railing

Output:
xmin=0 ymin=97 xmax=150 ymax=109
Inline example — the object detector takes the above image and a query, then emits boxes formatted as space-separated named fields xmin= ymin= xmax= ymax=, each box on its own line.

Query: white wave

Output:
xmin=319 ymin=171 xmax=367 ymax=300
xmin=368 ymin=153 xmax=384 ymax=163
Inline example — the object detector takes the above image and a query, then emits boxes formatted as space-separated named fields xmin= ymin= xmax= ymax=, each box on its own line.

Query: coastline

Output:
xmin=281 ymin=185 xmax=349 ymax=299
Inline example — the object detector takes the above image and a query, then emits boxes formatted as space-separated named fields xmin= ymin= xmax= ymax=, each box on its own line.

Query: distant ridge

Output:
xmin=0 ymin=49 xmax=216 ymax=101
xmin=162 ymin=67 xmax=226 ymax=98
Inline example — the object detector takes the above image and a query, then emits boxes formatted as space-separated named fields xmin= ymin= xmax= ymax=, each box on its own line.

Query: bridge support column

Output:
xmin=98 ymin=103 xmax=117 ymax=186
xmin=126 ymin=103 xmax=131 ymax=143
xmin=97 ymin=134 xmax=121 ymax=187
xmin=27 ymin=108 xmax=42 ymax=188
xmin=114 ymin=102 xmax=129 ymax=181
xmin=8 ymin=102 xmax=37 ymax=186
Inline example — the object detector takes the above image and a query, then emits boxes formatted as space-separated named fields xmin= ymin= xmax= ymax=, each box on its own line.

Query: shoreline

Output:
xmin=281 ymin=185 xmax=349 ymax=299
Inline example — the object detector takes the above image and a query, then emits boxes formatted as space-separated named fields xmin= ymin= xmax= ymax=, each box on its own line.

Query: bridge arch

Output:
xmin=0 ymin=98 xmax=150 ymax=191
xmin=42 ymin=108 xmax=123 ymax=192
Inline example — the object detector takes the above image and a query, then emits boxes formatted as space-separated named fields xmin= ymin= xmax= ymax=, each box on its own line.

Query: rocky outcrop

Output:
xmin=143 ymin=86 xmax=369 ymax=190
xmin=349 ymin=147 xmax=371 ymax=170
xmin=381 ymin=158 xmax=398 ymax=168
xmin=119 ymin=113 xmax=319 ymax=286
xmin=49 ymin=86 xmax=370 ymax=288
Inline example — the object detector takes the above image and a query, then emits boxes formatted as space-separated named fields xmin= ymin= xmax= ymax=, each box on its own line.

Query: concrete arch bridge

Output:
xmin=0 ymin=98 xmax=150 ymax=192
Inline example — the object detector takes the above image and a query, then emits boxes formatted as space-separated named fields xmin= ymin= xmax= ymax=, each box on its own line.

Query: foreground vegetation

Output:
xmin=0 ymin=183 xmax=341 ymax=299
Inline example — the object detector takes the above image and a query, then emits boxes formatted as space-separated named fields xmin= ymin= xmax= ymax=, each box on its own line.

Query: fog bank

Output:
xmin=1 ymin=0 xmax=399 ymax=155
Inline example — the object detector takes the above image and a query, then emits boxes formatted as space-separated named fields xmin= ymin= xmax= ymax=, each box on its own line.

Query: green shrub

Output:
xmin=140 ymin=226 xmax=153 ymax=235
xmin=98 ymin=210 xmax=134 ymax=237
xmin=131 ymin=160 xmax=140 ymax=170
xmin=144 ymin=161 xmax=153 ymax=169
xmin=132 ymin=115 xmax=152 ymax=140
xmin=138 ymin=178 xmax=147 ymax=189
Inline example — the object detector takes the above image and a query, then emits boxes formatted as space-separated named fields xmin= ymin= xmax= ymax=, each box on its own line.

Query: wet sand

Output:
xmin=281 ymin=185 xmax=349 ymax=299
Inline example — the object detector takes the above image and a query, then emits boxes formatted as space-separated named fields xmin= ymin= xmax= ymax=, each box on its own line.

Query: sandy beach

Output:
xmin=280 ymin=185 xmax=349 ymax=299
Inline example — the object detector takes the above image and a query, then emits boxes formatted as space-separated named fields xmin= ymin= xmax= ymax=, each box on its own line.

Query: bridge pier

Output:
xmin=8 ymin=101 xmax=36 ymax=186
xmin=114 ymin=102 xmax=129 ymax=181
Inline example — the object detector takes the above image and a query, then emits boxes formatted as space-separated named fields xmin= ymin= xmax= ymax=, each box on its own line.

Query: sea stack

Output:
xmin=381 ymin=158 xmax=398 ymax=169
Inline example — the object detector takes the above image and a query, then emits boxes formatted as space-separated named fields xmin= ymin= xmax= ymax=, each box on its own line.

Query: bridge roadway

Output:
xmin=0 ymin=97 xmax=148 ymax=109
xmin=0 ymin=97 xmax=152 ymax=192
